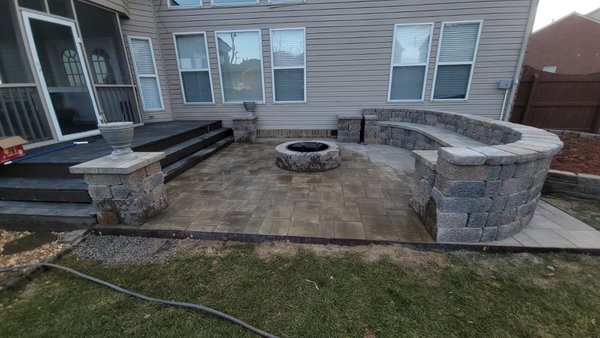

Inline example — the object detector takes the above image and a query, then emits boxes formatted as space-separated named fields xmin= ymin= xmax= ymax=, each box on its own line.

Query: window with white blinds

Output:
xmin=174 ymin=33 xmax=213 ymax=104
xmin=271 ymin=28 xmax=306 ymax=103
xmin=432 ymin=21 xmax=482 ymax=100
xmin=216 ymin=30 xmax=264 ymax=103
xmin=388 ymin=23 xmax=433 ymax=101
xmin=129 ymin=37 xmax=164 ymax=111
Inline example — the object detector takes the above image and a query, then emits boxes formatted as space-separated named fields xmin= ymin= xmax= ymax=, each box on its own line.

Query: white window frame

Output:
xmin=431 ymin=20 xmax=483 ymax=102
xmin=173 ymin=32 xmax=215 ymax=105
xmin=167 ymin=0 xmax=202 ymax=9
xmin=387 ymin=23 xmax=434 ymax=103
xmin=211 ymin=0 xmax=258 ymax=7
xmin=270 ymin=27 xmax=306 ymax=104
xmin=214 ymin=29 xmax=266 ymax=104
xmin=128 ymin=36 xmax=164 ymax=111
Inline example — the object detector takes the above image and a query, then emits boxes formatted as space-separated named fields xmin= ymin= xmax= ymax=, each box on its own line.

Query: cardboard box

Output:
xmin=0 ymin=136 xmax=27 ymax=164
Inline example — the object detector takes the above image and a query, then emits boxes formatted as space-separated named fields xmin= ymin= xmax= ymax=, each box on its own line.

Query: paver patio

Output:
xmin=99 ymin=141 xmax=600 ymax=250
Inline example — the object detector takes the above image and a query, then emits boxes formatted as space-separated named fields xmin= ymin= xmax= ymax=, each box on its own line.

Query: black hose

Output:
xmin=1 ymin=263 xmax=278 ymax=338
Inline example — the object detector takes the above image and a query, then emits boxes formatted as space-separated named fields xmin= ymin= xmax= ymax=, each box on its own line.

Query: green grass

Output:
xmin=1 ymin=244 xmax=599 ymax=337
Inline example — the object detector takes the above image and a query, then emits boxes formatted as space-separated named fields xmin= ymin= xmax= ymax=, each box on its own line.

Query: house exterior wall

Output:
xmin=119 ymin=0 xmax=174 ymax=123
xmin=523 ymin=14 xmax=600 ymax=75
xmin=88 ymin=0 xmax=129 ymax=17
xmin=123 ymin=0 xmax=536 ymax=130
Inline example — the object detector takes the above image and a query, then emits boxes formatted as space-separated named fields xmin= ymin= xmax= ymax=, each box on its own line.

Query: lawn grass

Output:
xmin=1 ymin=243 xmax=599 ymax=337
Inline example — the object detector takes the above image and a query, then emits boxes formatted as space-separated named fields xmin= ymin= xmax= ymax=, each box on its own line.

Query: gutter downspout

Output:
xmin=503 ymin=0 xmax=539 ymax=121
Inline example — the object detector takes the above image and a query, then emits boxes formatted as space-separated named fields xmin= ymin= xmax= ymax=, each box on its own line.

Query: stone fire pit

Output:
xmin=275 ymin=140 xmax=341 ymax=172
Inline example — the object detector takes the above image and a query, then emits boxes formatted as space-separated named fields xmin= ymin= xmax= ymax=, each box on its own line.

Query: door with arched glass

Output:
xmin=22 ymin=11 xmax=101 ymax=140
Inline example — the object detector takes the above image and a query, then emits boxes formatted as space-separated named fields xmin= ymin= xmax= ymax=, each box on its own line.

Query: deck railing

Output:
xmin=0 ymin=85 xmax=53 ymax=143
xmin=95 ymin=85 xmax=141 ymax=124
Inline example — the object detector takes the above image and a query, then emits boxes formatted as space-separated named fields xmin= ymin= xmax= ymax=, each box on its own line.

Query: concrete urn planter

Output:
xmin=98 ymin=122 xmax=134 ymax=159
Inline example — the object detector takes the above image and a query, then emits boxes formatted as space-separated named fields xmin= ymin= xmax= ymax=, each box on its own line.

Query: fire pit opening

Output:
xmin=287 ymin=141 xmax=330 ymax=153
xmin=275 ymin=140 xmax=341 ymax=172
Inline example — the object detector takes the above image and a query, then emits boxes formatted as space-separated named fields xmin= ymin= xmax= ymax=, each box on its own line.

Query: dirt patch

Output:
xmin=0 ymin=230 xmax=67 ymax=268
xmin=551 ymin=137 xmax=600 ymax=175
xmin=254 ymin=242 xmax=448 ymax=267
xmin=542 ymin=195 xmax=600 ymax=230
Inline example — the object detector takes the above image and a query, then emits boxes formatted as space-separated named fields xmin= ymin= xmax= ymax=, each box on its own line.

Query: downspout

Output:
xmin=503 ymin=0 xmax=539 ymax=121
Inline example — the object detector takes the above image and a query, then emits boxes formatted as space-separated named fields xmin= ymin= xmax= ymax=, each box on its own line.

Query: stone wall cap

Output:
xmin=364 ymin=114 xmax=378 ymax=120
xmin=438 ymin=147 xmax=487 ymax=166
xmin=337 ymin=114 xmax=362 ymax=120
xmin=412 ymin=150 xmax=438 ymax=170
xmin=232 ymin=113 xmax=257 ymax=120
xmin=70 ymin=152 xmax=166 ymax=175
xmin=468 ymin=146 xmax=518 ymax=165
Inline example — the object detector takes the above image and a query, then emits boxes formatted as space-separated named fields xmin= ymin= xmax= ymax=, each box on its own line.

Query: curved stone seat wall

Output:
xmin=357 ymin=109 xmax=563 ymax=243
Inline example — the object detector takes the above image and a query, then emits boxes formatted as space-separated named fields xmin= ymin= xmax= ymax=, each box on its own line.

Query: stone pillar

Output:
xmin=70 ymin=152 xmax=168 ymax=226
xmin=363 ymin=114 xmax=381 ymax=144
xmin=232 ymin=113 xmax=257 ymax=143
xmin=336 ymin=114 xmax=362 ymax=143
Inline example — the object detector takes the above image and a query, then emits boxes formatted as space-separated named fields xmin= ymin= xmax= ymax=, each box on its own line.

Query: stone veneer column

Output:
xmin=232 ymin=113 xmax=257 ymax=143
xmin=70 ymin=152 xmax=168 ymax=226
xmin=336 ymin=114 xmax=362 ymax=143
xmin=363 ymin=114 xmax=382 ymax=145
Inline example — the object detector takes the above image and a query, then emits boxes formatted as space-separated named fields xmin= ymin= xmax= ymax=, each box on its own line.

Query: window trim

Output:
xmin=214 ymin=29 xmax=266 ymax=104
xmin=270 ymin=27 xmax=306 ymax=104
xmin=172 ymin=32 xmax=215 ymax=105
xmin=211 ymin=0 xmax=259 ymax=7
xmin=431 ymin=20 xmax=483 ymax=102
xmin=167 ymin=0 xmax=202 ymax=9
xmin=387 ymin=22 xmax=434 ymax=103
xmin=127 ymin=36 xmax=165 ymax=112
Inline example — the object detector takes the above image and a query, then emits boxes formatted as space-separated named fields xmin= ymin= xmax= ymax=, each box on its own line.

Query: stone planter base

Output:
xmin=232 ymin=113 xmax=257 ymax=143
xmin=70 ymin=152 xmax=168 ymax=225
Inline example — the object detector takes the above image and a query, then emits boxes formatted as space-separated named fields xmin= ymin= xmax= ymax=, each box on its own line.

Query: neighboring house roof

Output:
xmin=533 ymin=11 xmax=600 ymax=34
xmin=524 ymin=9 xmax=600 ymax=74
xmin=587 ymin=8 xmax=600 ymax=21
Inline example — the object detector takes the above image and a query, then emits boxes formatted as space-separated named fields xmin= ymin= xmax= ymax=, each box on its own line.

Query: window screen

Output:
xmin=433 ymin=21 xmax=481 ymax=100
xmin=388 ymin=24 xmax=433 ymax=101
xmin=271 ymin=28 xmax=305 ymax=102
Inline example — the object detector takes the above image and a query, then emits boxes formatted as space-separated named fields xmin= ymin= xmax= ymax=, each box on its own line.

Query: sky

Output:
xmin=533 ymin=0 xmax=599 ymax=31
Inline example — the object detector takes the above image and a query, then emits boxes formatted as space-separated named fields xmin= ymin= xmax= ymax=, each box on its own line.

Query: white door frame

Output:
xmin=22 ymin=11 xmax=102 ymax=141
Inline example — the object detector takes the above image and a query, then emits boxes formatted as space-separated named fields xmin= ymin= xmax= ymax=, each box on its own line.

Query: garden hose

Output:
xmin=1 ymin=263 xmax=278 ymax=338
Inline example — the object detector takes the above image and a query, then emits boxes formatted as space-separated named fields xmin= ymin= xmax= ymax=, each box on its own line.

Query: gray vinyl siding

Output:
xmin=150 ymin=0 xmax=533 ymax=129
xmin=119 ymin=0 xmax=174 ymax=123
xmin=88 ymin=0 xmax=129 ymax=16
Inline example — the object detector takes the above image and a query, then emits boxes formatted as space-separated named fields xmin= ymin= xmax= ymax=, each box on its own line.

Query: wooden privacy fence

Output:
xmin=510 ymin=66 xmax=600 ymax=134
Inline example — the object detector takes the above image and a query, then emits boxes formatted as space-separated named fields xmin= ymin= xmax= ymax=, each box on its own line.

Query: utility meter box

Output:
xmin=498 ymin=79 xmax=513 ymax=89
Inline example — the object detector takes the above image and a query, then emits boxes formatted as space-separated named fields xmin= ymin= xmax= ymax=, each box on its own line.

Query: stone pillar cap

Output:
xmin=232 ymin=113 xmax=257 ymax=120
xmin=69 ymin=152 xmax=165 ymax=175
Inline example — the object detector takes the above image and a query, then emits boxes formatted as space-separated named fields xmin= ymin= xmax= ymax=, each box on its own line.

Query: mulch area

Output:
xmin=550 ymin=137 xmax=600 ymax=176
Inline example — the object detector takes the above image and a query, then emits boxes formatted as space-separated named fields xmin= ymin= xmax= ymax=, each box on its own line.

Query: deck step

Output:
xmin=134 ymin=120 xmax=223 ymax=152
xmin=0 ymin=200 xmax=96 ymax=231
xmin=161 ymin=128 xmax=232 ymax=168
xmin=163 ymin=136 xmax=234 ymax=182
xmin=0 ymin=178 xmax=90 ymax=203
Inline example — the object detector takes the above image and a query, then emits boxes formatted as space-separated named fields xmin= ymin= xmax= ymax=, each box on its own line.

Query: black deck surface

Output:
xmin=20 ymin=121 xmax=216 ymax=164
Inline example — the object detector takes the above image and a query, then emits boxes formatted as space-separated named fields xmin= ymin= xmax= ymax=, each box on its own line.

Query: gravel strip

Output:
xmin=72 ymin=235 xmax=211 ymax=265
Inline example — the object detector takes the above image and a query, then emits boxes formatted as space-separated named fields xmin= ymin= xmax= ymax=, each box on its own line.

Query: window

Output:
xmin=388 ymin=23 xmax=433 ymax=101
xmin=212 ymin=0 xmax=258 ymax=6
xmin=174 ymin=33 xmax=213 ymax=104
xmin=91 ymin=49 xmax=115 ymax=84
xmin=62 ymin=49 xmax=85 ymax=86
xmin=542 ymin=66 xmax=557 ymax=73
xmin=432 ymin=21 xmax=482 ymax=100
xmin=168 ymin=0 xmax=201 ymax=8
xmin=215 ymin=30 xmax=264 ymax=103
xmin=270 ymin=28 xmax=306 ymax=103
xmin=128 ymin=37 xmax=164 ymax=111
xmin=48 ymin=0 xmax=74 ymax=18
